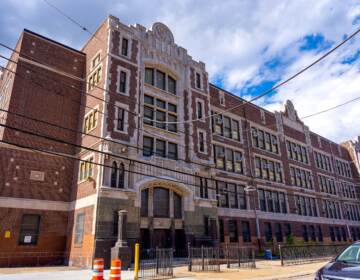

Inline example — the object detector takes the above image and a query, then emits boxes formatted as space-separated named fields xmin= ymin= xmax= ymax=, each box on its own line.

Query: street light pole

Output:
xmin=245 ymin=186 xmax=262 ymax=251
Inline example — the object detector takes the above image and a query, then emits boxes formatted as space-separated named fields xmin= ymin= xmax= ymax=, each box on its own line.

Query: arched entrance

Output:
xmin=137 ymin=180 xmax=191 ymax=254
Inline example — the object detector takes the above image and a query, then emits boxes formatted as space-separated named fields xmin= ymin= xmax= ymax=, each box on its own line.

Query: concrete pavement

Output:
xmin=0 ymin=260 xmax=324 ymax=280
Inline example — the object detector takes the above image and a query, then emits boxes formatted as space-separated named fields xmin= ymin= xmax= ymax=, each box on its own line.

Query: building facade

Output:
xmin=0 ymin=15 xmax=360 ymax=268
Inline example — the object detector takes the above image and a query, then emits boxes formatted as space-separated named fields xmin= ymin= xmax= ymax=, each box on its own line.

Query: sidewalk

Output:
xmin=0 ymin=260 xmax=326 ymax=280
xmin=173 ymin=260 xmax=326 ymax=280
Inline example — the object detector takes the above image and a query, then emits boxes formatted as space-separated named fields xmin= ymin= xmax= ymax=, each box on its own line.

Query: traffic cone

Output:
xmin=92 ymin=258 xmax=104 ymax=280
xmin=109 ymin=259 xmax=122 ymax=280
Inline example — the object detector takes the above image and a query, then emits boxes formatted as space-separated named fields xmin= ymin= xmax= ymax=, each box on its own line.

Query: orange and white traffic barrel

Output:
xmin=92 ymin=258 xmax=104 ymax=280
xmin=109 ymin=259 xmax=122 ymax=280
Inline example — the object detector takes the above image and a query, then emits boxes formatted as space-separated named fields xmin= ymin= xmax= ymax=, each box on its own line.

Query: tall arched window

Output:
xmin=118 ymin=163 xmax=125 ymax=188
xmin=111 ymin=161 xmax=118 ymax=188
xmin=153 ymin=187 xmax=170 ymax=218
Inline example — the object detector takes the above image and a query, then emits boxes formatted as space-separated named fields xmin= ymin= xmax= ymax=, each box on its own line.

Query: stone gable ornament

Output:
xmin=284 ymin=100 xmax=299 ymax=122
xmin=152 ymin=22 xmax=174 ymax=44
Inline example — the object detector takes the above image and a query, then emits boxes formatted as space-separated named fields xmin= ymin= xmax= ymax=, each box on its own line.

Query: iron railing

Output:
xmin=188 ymin=246 xmax=256 ymax=271
xmin=139 ymin=248 xmax=173 ymax=279
xmin=279 ymin=244 xmax=348 ymax=266
xmin=220 ymin=245 xmax=256 ymax=269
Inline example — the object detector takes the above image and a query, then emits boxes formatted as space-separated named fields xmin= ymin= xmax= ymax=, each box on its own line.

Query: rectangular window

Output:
xmin=238 ymin=185 xmax=247 ymax=210
xmin=75 ymin=213 xmax=85 ymax=245
xmin=197 ymin=101 xmax=203 ymax=119
xmin=119 ymin=71 xmax=127 ymax=93
xmin=223 ymin=116 xmax=231 ymax=138
xmin=252 ymin=127 xmax=279 ymax=154
xmin=141 ymin=189 xmax=149 ymax=217
xmin=302 ymin=225 xmax=309 ymax=242
xmin=265 ymin=223 xmax=272 ymax=242
xmin=219 ymin=219 xmax=224 ymax=242
xmin=228 ymin=183 xmax=238 ymax=209
xmin=228 ymin=220 xmax=238 ymax=243
xmin=156 ymin=110 xmax=166 ymax=130
xmin=156 ymin=70 xmax=166 ymax=90
xmin=317 ymin=225 xmax=323 ymax=242
xmin=121 ymin=38 xmax=129 ymax=56
xmin=198 ymin=131 xmax=205 ymax=153
xmin=168 ymin=142 xmax=178 ymax=160
xmin=231 ymin=119 xmax=240 ymax=140
xmin=196 ymin=72 xmax=201 ymax=89
xmin=217 ymin=181 xmax=228 ymax=208
xmin=116 ymin=108 xmax=125 ymax=131
xmin=167 ymin=76 xmax=176 ymax=95
xmin=143 ymin=136 xmax=154 ymax=156
xmin=145 ymin=68 xmax=154 ymax=85
xmin=144 ymin=106 xmax=154 ymax=126
xmin=173 ymin=193 xmax=182 ymax=219
xmin=258 ymin=189 xmax=266 ymax=211
xmin=226 ymin=149 xmax=234 ymax=172
xmin=156 ymin=139 xmax=166 ymax=158
xmin=234 ymin=152 xmax=243 ymax=174
xmin=329 ymin=226 xmax=335 ymax=242
xmin=214 ymin=146 xmax=225 ymax=170
xmin=19 ymin=214 xmax=40 ymax=245
xmin=275 ymin=223 xmax=283 ymax=242
xmin=153 ymin=188 xmax=169 ymax=218
xmin=242 ymin=221 xmax=251 ymax=242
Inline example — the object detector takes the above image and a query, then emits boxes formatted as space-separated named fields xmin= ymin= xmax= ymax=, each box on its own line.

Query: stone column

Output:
xmin=111 ymin=210 xmax=131 ymax=269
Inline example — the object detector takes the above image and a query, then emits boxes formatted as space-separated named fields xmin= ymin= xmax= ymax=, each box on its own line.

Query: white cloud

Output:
xmin=1 ymin=0 xmax=360 ymax=142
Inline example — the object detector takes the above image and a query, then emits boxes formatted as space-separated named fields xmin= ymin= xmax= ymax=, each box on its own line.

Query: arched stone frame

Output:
xmin=103 ymin=159 xmax=128 ymax=189
xmin=134 ymin=176 xmax=195 ymax=214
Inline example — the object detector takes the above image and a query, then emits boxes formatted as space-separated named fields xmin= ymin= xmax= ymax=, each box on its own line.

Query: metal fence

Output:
xmin=188 ymin=246 xmax=256 ymax=272
xmin=279 ymin=244 xmax=348 ymax=266
xmin=188 ymin=246 xmax=220 ymax=272
xmin=0 ymin=252 xmax=66 ymax=267
xmin=139 ymin=248 xmax=173 ymax=279
xmin=220 ymin=246 xmax=256 ymax=269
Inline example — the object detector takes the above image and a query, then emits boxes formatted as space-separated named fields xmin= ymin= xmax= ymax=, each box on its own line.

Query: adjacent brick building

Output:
xmin=0 ymin=15 xmax=359 ymax=268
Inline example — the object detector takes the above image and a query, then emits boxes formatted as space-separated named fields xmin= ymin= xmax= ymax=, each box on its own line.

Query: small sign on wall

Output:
xmin=24 ymin=236 xmax=32 ymax=243
xmin=30 ymin=171 xmax=45 ymax=181
xmin=4 ymin=230 xmax=10 ymax=238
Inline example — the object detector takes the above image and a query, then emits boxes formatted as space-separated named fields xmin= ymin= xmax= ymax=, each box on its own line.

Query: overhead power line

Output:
xmin=301 ymin=96 xmax=360 ymax=119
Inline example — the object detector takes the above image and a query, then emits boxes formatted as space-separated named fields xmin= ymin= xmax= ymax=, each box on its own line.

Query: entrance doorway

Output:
xmin=153 ymin=229 xmax=172 ymax=248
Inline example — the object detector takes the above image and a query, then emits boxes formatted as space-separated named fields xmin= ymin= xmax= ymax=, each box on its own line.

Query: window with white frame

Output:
xmin=286 ymin=140 xmax=309 ymax=164
xmin=216 ymin=181 xmax=247 ymax=210
xmin=318 ymin=174 xmax=336 ymax=195
xmin=254 ymin=156 xmax=283 ymax=183
xmin=335 ymin=158 xmax=352 ymax=178
xmin=145 ymin=67 xmax=176 ymax=95
xmin=121 ymin=37 xmax=129 ymax=57
xmin=143 ymin=136 xmax=178 ymax=160
xmin=79 ymin=155 xmax=94 ymax=181
xmin=116 ymin=66 xmax=130 ymax=95
xmin=198 ymin=130 xmax=206 ymax=153
xmin=196 ymin=99 xmax=204 ymax=120
xmin=84 ymin=109 xmax=98 ymax=133
xmin=88 ymin=53 xmax=102 ymax=91
xmin=340 ymin=181 xmax=357 ymax=199
xmin=114 ymin=103 xmax=128 ymax=133
xmin=143 ymin=95 xmax=177 ymax=133
xmin=211 ymin=112 xmax=241 ymax=141
xmin=251 ymin=127 xmax=279 ymax=154
xmin=294 ymin=195 xmax=318 ymax=217
xmin=110 ymin=161 xmax=125 ymax=188
xmin=314 ymin=151 xmax=333 ymax=172
xmin=213 ymin=145 xmax=244 ymax=174
xmin=289 ymin=166 xmax=313 ymax=189
xmin=258 ymin=188 xmax=287 ymax=213
xmin=323 ymin=199 xmax=342 ymax=219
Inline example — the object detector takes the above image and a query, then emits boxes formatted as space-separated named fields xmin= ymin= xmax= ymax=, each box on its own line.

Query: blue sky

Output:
xmin=1 ymin=0 xmax=360 ymax=142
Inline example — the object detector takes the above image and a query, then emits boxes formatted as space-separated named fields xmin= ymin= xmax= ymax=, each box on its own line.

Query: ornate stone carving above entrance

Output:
xmin=152 ymin=22 xmax=174 ymax=44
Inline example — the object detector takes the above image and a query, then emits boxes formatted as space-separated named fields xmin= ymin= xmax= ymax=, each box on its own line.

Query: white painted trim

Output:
xmin=114 ymin=101 xmax=129 ymax=134
xmin=116 ymin=65 xmax=131 ymax=96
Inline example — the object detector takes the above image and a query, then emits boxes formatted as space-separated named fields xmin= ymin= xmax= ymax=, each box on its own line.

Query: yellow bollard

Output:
xmin=134 ymin=243 xmax=140 ymax=280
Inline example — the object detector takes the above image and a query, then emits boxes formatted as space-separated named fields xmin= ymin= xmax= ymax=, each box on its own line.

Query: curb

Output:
xmin=251 ymin=272 xmax=313 ymax=280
